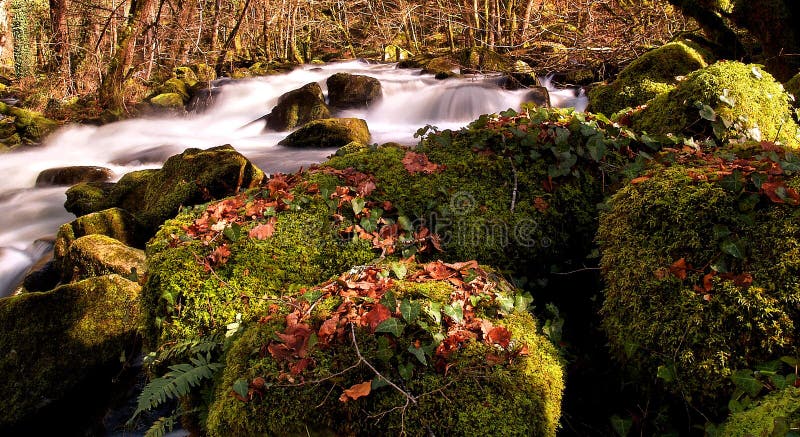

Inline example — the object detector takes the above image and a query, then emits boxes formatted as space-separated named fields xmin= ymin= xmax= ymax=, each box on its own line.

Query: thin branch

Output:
xmin=350 ymin=324 xmax=417 ymax=405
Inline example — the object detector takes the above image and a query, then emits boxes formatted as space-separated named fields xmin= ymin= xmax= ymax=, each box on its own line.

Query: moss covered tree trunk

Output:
xmin=48 ymin=0 xmax=68 ymax=72
xmin=10 ymin=0 xmax=33 ymax=78
xmin=99 ymin=0 xmax=155 ymax=111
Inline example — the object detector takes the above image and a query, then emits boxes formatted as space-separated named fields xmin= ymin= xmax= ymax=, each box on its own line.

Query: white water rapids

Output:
xmin=0 ymin=60 xmax=587 ymax=296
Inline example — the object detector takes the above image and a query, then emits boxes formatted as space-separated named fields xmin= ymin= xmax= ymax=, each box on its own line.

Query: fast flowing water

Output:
xmin=0 ymin=60 xmax=587 ymax=296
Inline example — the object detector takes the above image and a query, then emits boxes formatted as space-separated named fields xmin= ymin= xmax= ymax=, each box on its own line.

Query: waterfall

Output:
xmin=0 ymin=60 xmax=588 ymax=296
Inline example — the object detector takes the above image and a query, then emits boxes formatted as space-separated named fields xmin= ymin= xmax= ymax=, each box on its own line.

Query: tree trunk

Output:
xmin=49 ymin=0 xmax=69 ymax=72
xmin=214 ymin=0 xmax=252 ymax=72
xmin=10 ymin=0 xmax=33 ymax=78
xmin=100 ymin=0 xmax=156 ymax=111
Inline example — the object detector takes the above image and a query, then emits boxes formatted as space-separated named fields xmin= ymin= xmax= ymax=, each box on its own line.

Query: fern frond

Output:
xmin=144 ymin=414 xmax=177 ymax=437
xmin=131 ymin=353 xmax=224 ymax=420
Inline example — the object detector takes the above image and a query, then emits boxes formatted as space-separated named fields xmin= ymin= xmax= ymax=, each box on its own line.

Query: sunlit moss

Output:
xmin=717 ymin=386 xmax=800 ymax=437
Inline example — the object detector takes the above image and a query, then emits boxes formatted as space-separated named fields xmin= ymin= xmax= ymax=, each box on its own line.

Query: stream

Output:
xmin=0 ymin=60 xmax=587 ymax=296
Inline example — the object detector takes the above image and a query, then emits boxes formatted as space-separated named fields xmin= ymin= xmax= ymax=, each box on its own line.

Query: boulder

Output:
xmin=173 ymin=66 xmax=198 ymax=88
xmin=422 ymin=56 xmax=459 ymax=78
xmin=265 ymin=82 xmax=331 ymax=131
xmin=278 ymin=118 xmax=370 ymax=148
xmin=159 ymin=78 xmax=191 ymax=101
xmin=67 ymin=146 xmax=264 ymax=235
xmin=191 ymin=63 xmax=217 ymax=83
xmin=326 ymin=73 xmax=382 ymax=109
xmin=63 ymin=234 xmax=145 ymax=282
xmin=588 ymin=41 xmax=708 ymax=115
xmin=64 ymin=181 xmax=116 ymax=217
xmin=21 ymin=259 xmax=59 ymax=293
xmin=149 ymin=93 xmax=186 ymax=109
xmin=523 ymin=86 xmax=551 ymax=108
xmin=35 ymin=166 xmax=113 ymax=187
xmin=599 ymin=142 xmax=800 ymax=413
xmin=205 ymin=261 xmax=563 ymax=436
xmin=0 ymin=275 xmax=140 ymax=433
xmin=0 ymin=102 xmax=59 ymax=143
xmin=501 ymin=60 xmax=540 ymax=90
xmin=631 ymin=61 xmax=800 ymax=147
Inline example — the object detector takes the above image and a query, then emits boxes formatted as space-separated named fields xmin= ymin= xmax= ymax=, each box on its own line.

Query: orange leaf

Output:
xmin=630 ymin=175 xmax=651 ymax=184
xmin=402 ymin=151 xmax=444 ymax=174
xmin=703 ymin=272 xmax=716 ymax=292
xmin=362 ymin=304 xmax=392 ymax=332
xmin=339 ymin=381 xmax=371 ymax=402
xmin=249 ymin=217 xmax=277 ymax=240
xmin=425 ymin=261 xmax=456 ymax=280
xmin=486 ymin=326 xmax=512 ymax=348
xmin=669 ymin=258 xmax=689 ymax=280
xmin=533 ymin=197 xmax=549 ymax=212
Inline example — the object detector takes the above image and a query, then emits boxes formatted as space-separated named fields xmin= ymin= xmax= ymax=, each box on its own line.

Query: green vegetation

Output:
xmin=598 ymin=141 xmax=800 ymax=414
xmin=631 ymin=61 xmax=800 ymax=147
xmin=589 ymin=41 xmax=709 ymax=115
xmin=717 ymin=386 xmax=800 ymax=437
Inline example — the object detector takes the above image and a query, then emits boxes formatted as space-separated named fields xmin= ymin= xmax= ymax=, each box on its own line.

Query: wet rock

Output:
xmin=278 ymin=118 xmax=370 ymax=148
xmin=264 ymin=82 xmax=331 ymax=131
xmin=35 ymin=166 xmax=113 ymax=187
xmin=64 ymin=181 xmax=116 ymax=217
xmin=187 ymin=87 xmax=221 ymax=113
xmin=523 ymin=86 xmax=552 ymax=108
xmin=149 ymin=93 xmax=186 ymax=109
xmin=22 ymin=259 xmax=59 ymax=293
xmin=326 ymin=73 xmax=382 ymax=110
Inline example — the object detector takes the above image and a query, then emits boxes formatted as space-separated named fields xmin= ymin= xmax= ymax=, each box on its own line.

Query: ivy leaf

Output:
xmin=398 ymin=362 xmax=414 ymax=380
xmin=390 ymin=262 xmax=408 ymax=280
xmin=719 ymin=89 xmax=736 ymax=107
xmin=371 ymin=376 xmax=390 ymax=390
xmin=554 ymin=127 xmax=570 ymax=147
xmin=375 ymin=318 xmax=405 ymax=337
xmin=223 ymin=223 xmax=242 ymax=242
xmin=233 ymin=379 xmax=249 ymax=401
xmin=400 ymin=299 xmax=420 ymax=323
xmin=424 ymin=302 xmax=442 ymax=325
xmin=721 ymin=239 xmax=746 ymax=259
xmin=380 ymin=290 xmax=397 ymax=312
xmin=514 ymin=293 xmax=534 ymax=313
xmin=586 ymin=134 xmax=607 ymax=161
xmin=351 ymin=197 xmax=366 ymax=215
xmin=442 ymin=303 xmax=464 ymax=323
xmin=731 ymin=369 xmax=762 ymax=397
xmin=497 ymin=296 xmax=515 ymax=314
xmin=696 ymin=102 xmax=717 ymax=121
xmin=408 ymin=344 xmax=427 ymax=365
xmin=610 ymin=415 xmax=632 ymax=437
xmin=712 ymin=225 xmax=731 ymax=240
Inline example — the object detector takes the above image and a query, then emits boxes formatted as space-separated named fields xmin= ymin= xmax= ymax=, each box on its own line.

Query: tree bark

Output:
xmin=49 ymin=0 xmax=69 ymax=72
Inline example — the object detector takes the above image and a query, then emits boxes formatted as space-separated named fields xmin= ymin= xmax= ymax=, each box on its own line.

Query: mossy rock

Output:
xmin=205 ymin=262 xmax=564 ymax=436
xmin=0 ymin=102 xmax=59 ymax=143
xmin=278 ymin=118 xmax=371 ymax=148
xmin=0 ymin=275 xmax=140 ymax=431
xmin=63 ymin=234 xmax=145 ymax=283
xmin=54 ymin=207 xmax=146 ymax=273
xmin=421 ymin=56 xmax=459 ymax=78
xmin=159 ymin=78 xmax=190 ymax=101
xmin=383 ymin=44 xmax=413 ymax=62
xmin=64 ymin=181 xmax=116 ymax=217
xmin=588 ymin=41 xmax=708 ymax=115
xmin=35 ymin=166 xmax=113 ymax=187
xmin=150 ymin=92 xmax=186 ymax=108
xmin=265 ymin=82 xmax=331 ymax=131
xmin=717 ymin=386 xmax=800 ymax=437
xmin=191 ymin=63 xmax=217 ymax=83
xmin=631 ymin=61 xmax=800 ymax=147
xmin=143 ymin=195 xmax=377 ymax=346
xmin=174 ymin=66 xmax=199 ymax=88
xmin=461 ymin=46 xmax=513 ymax=72
xmin=326 ymin=73 xmax=382 ymax=110
xmin=334 ymin=140 xmax=368 ymax=157
xmin=598 ymin=142 xmax=800 ymax=412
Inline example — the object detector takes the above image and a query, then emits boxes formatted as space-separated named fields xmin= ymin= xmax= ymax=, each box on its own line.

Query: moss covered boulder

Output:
xmin=63 ymin=234 xmax=145 ymax=282
xmin=65 ymin=146 xmax=264 ymax=235
xmin=0 ymin=275 xmax=140 ymax=432
xmin=0 ymin=102 xmax=59 ymax=145
xmin=631 ymin=61 xmax=800 ymax=147
xmin=205 ymin=261 xmax=564 ymax=436
xmin=149 ymin=93 xmax=186 ymax=109
xmin=278 ymin=118 xmax=371 ymax=148
xmin=265 ymin=82 xmax=331 ymax=131
xmin=35 ymin=166 xmax=113 ymax=187
xmin=598 ymin=141 xmax=800 ymax=413
xmin=588 ymin=42 xmax=708 ymax=115
xmin=326 ymin=73 xmax=382 ymax=110
xmin=717 ymin=386 xmax=800 ymax=437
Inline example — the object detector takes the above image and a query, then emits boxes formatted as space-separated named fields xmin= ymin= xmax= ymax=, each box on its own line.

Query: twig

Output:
xmin=551 ymin=267 xmax=601 ymax=275
xmin=509 ymin=157 xmax=518 ymax=213
xmin=350 ymin=324 xmax=417 ymax=405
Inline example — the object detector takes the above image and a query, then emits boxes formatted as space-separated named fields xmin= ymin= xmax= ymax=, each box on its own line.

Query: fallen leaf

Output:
xmin=362 ymin=304 xmax=392 ymax=332
xmin=669 ymin=258 xmax=689 ymax=280
xmin=630 ymin=175 xmax=651 ymax=184
xmin=533 ymin=197 xmax=549 ymax=212
xmin=339 ymin=381 xmax=371 ymax=402
xmin=249 ymin=217 xmax=278 ymax=240
xmin=486 ymin=326 xmax=512 ymax=348
xmin=402 ymin=151 xmax=444 ymax=174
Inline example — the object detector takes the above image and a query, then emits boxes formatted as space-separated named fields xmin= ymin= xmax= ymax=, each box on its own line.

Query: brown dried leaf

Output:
xmin=669 ymin=258 xmax=689 ymax=280
xmin=486 ymin=326 xmax=512 ymax=348
xmin=402 ymin=151 xmax=444 ymax=174
xmin=249 ymin=217 xmax=278 ymax=240
xmin=339 ymin=381 xmax=371 ymax=402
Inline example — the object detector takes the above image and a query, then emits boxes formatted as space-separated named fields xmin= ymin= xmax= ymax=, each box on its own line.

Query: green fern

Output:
xmin=146 ymin=336 xmax=222 ymax=368
xmin=144 ymin=414 xmax=178 ymax=437
xmin=131 ymin=353 xmax=224 ymax=421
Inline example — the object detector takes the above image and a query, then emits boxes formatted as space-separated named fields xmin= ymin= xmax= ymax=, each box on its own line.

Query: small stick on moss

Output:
xmin=509 ymin=157 xmax=518 ymax=213
xmin=349 ymin=324 xmax=417 ymax=405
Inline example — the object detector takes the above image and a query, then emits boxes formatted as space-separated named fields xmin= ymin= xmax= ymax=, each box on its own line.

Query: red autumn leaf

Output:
xmin=268 ymin=174 xmax=289 ymax=196
xmin=318 ymin=316 xmax=340 ymax=344
xmin=425 ymin=261 xmax=456 ymax=280
xmin=249 ymin=217 xmax=278 ymax=240
xmin=486 ymin=326 xmax=512 ymax=349
xmin=761 ymin=182 xmax=787 ymax=203
xmin=630 ymin=175 xmax=651 ymax=184
xmin=209 ymin=244 xmax=232 ymax=266
xmin=290 ymin=358 xmax=312 ymax=375
xmin=669 ymin=258 xmax=689 ymax=280
xmin=703 ymin=272 xmax=716 ymax=292
xmin=533 ymin=197 xmax=549 ymax=212
xmin=267 ymin=342 xmax=294 ymax=361
xmin=251 ymin=376 xmax=267 ymax=390
xmin=402 ymin=151 xmax=444 ymax=174
xmin=362 ymin=304 xmax=392 ymax=332
xmin=339 ymin=381 xmax=371 ymax=402
xmin=443 ymin=260 xmax=479 ymax=273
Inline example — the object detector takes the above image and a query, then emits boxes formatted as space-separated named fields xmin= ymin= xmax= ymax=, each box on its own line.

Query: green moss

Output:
xmin=717 ymin=387 xmax=800 ymax=437
xmin=784 ymin=72 xmax=800 ymax=103
xmin=265 ymin=83 xmax=331 ymax=131
xmin=63 ymin=181 xmax=116 ymax=217
xmin=191 ymin=63 xmax=217 ymax=83
xmin=598 ymin=145 xmax=800 ymax=412
xmin=173 ymin=66 xmax=198 ymax=88
xmin=143 ymin=198 xmax=376 ymax=346
xmin=64 ymin=234 xmax=146 ymax=282
xmin=632 ymin=61 xmax=800 ymax=147
xmin=150 ymin=93 xmax=185 ymax=108
xmin=0 ymin=275 xmax=140 ymax=428
xmin=278 ymin=118 xmax=371 ymax=148
xmin=160 ymin=78 xmax=190 ymax=101
xmin=205 ymin=267 xmax=563 ymax=436
xmin=588 ymin=41 xmax=708 ymax=115
xmin=0 ymin=101 xmax=59 ymax=142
